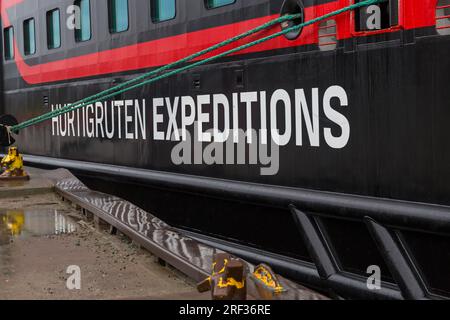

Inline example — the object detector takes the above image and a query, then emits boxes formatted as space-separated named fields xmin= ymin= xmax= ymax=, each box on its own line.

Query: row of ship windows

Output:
xmin=4 ymin=0 xmax=450 ymax=61
xmin=3 ymin=0 xmax=235 ymax=60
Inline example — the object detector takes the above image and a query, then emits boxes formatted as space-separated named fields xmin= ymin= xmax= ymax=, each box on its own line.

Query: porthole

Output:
xmin=280 ymin=0 xmax=305 ymax=40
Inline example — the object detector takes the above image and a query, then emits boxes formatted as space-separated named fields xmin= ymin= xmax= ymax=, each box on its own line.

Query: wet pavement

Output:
xmin=50 ymin=168 xmax=327 ymax=300
xmin=0 ymin=173 xmax=53 ymax=198
xmin=0 ymin=208 xmax=77 ymax=279
xmin=0 ymin=168 xmax=326 ymax=300
xmin=0 ymin=209 xmax=77 ymax=245
xmin=0 ymin=190 xmax=204 ymax=300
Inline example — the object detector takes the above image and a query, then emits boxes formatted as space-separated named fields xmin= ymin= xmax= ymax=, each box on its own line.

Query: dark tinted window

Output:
xmin=108 ymin=0 xmax=129 ymax=33
xmin=151 ymin=0 xmax=176 ymax=22
xmin=24 ymin=18 xmax=36 ymax=55
xmin=75 ymin=0 xmax=91 ymax=42
xmin=206 ymin=0 xmax=236 ymax=9
xmin=47 ymin=9 xmax=61 ymax=49
xmin=4 ymin=27 xmax=14 ymax=60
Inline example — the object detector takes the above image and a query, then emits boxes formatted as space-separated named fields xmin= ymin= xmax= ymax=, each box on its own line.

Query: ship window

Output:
xmin=23 ymin=18 xmax=36 ymax=55
xmin=205 ymin=0 xmax=236 ymax=9
xmin=4 ymin=27 xmax=14 ymax=60
xmin=46 ymin=9 xmax=61 ymax=49
xmin=436 ymin=0 xmax=450 ymax=35
xmin=74 ymin=0 xmax=91 ymax=42
xmin=355 ymin=0 xmax=398 ymax=31
xmin=318 ymin=19 xmax=337 ymax=51
xmin=151 ymin=0 xmax=176 ymax=22
xmin=108 ymin=0 xmax=129 ymax=33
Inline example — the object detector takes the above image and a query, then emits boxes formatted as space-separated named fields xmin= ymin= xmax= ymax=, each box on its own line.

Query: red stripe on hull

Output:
xmin=1 ymin=0 xmax=437 ymax=85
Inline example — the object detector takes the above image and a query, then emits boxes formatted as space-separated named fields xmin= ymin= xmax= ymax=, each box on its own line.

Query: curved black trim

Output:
xmin=21 ymin=154 xmax=450 ymax=299
xmin=290 ymin=206 xmax=337 ymax=279
xmin=365 ymin=217 xmax=428 ymax=299
xmin=180 ymin=227 xmax=402 ymax=300
xmin=22 ymin=154 xmax=450 ymax=235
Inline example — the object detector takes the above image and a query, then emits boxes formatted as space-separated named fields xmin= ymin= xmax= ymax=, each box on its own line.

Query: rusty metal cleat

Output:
xmin=197 ymin=253 xmax=247 ymax=300
xmin=250 ymin=264 xmax=286 ymax=299
xmin=196 ymin=253 xmax=230 ymax=293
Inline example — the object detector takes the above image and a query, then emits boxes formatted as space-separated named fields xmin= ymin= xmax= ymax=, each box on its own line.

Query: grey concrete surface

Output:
xmin=0 ymin=184 xmax=206 ymax=300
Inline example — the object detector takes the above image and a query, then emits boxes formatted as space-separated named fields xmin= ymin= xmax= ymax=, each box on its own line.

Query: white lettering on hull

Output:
xmin=51 ymin=85 xmax=349 ymax=149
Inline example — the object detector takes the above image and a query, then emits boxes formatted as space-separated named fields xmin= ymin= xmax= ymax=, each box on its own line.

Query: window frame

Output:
xmin=46 ymin=8 xmax=62 ymax=50
xmin=318 ymin=19 xmax=337 ymax=51
xmin=4 ymin=26 xmax=14 ymax=61
xmin=150 ymin=0 xmax=177 ymax=23
xmin=436 ymin=0 xmax=450 ymax=35
xmin=204 ymin=0 xmax=236 ymax=10
xmin=108 ymin=0 xmax=130 ymax=34
xmin=352 ymin=0 xmax=401 ymax=36
xmin=74 ymin=0 xmax=92 ymax=42
xmin=23 ymin=17 xmax=36 ymax=56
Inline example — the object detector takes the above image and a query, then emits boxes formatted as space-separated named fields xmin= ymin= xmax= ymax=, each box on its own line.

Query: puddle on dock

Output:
xmin=0 ymin=209 xmax=77 ymax=246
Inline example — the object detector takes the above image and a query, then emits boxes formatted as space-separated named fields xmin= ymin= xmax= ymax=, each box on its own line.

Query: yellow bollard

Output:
xmin=0 ymin=147 xmax=29 ymax=180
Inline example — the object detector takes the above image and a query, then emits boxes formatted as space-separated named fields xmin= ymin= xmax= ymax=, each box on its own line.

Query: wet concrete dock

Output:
xmin=0 ymin=167 xmax=326 ymax=300
xmin=0 ymin=168 xmax=206 ymax=300
xmin=0 ymin=169 xmax=53 ymax=198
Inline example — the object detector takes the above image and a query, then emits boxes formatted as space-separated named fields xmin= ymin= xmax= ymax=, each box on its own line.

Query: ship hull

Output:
xmin=2 ymin=0 xmax=450 ymax=299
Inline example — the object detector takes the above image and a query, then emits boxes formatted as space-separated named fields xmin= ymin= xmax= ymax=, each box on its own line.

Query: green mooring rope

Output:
xmin=11 ymin=14 xmax=299 ymax=133
xmin=11 ymin=0 xmax=381 ymax=133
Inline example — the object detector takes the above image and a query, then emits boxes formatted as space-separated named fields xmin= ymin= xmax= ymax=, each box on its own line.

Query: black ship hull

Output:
xmin=1 ymin=0 xmax=450 ymax=299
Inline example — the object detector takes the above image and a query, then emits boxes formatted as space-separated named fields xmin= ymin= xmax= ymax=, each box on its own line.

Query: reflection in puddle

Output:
xmin=0 ymin=209 xmax=77 ymax=245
